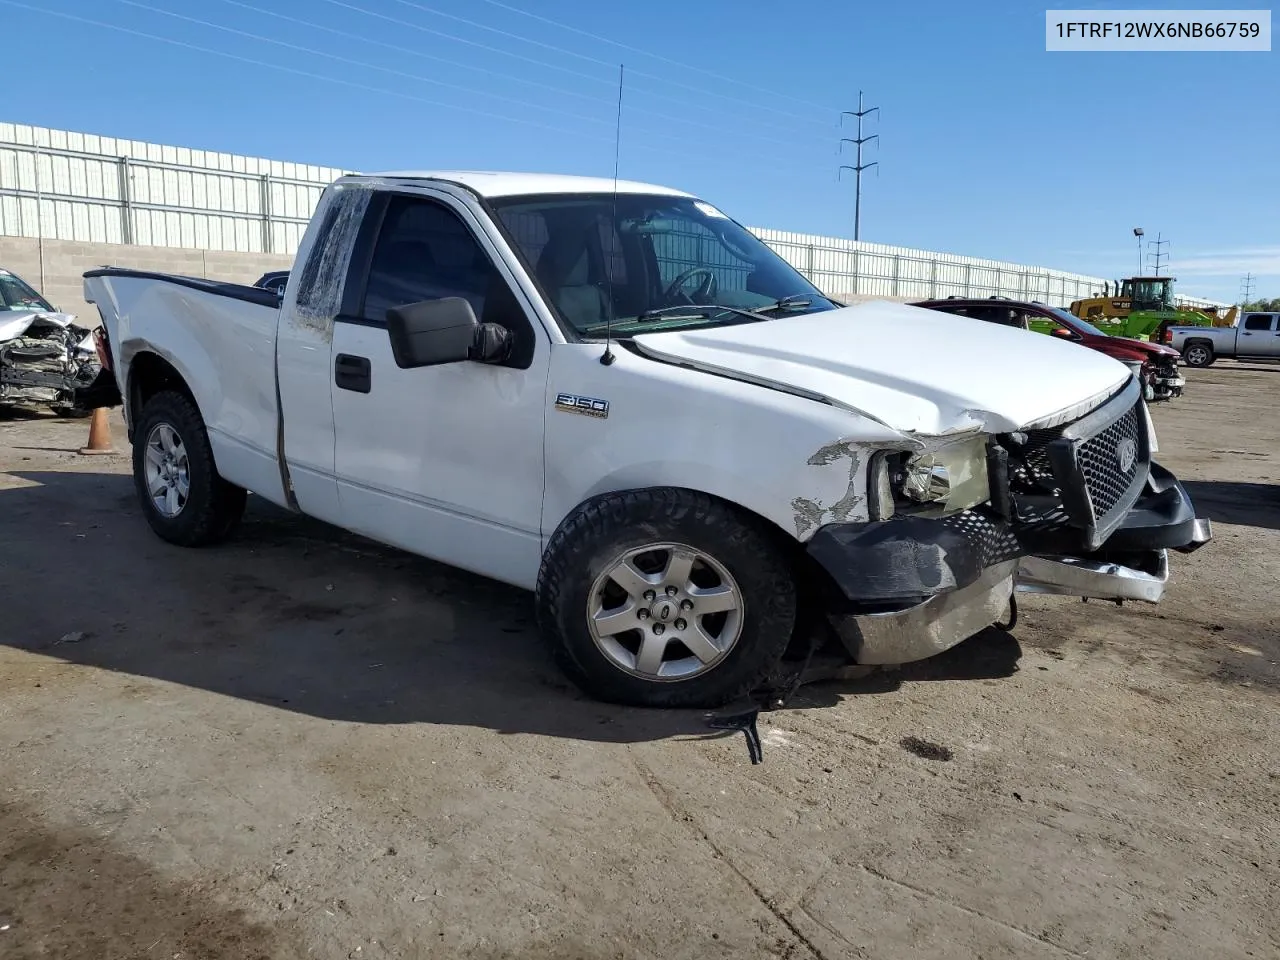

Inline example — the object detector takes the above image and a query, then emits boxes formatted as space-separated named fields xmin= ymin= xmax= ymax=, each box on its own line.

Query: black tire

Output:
xmin=131 ymin=390 xmax=246 ymax=546
xmin=1183 ymin=342 xmax=1215 ymax=368
xmin=536 ymin=488 xmax=797 ymax=707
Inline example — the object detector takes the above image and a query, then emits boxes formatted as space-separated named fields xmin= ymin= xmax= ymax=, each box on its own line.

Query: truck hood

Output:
xmin=632 ymin=300 xmax=1131 ymax=435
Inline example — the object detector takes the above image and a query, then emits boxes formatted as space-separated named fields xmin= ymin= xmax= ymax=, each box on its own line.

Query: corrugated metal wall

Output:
xmin=749 ymin=227 xmax=1111 ymax=306
xmin=0 ymin=122 xmax=1224 ymax=309
xmin=0 ymin=122 xmax=345 ymax=255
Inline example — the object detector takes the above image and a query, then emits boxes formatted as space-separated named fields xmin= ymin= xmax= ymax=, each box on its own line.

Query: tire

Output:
xmin=536 ymin=488 xmax=797 ymax=708
xmin=131 ymin=390 xmax=246 ymax=546
xmin=1183 ymin=342 xmax=1214 ymax=367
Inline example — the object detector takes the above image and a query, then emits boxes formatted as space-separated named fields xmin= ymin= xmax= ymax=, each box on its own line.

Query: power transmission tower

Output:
xmin=1241 ymin=272 xmax=1256 ymax=306
xmin=1146 ymin=232 xmax=1169 ymax=276
xmin=838 ymin=92 xmax=879 ymax=241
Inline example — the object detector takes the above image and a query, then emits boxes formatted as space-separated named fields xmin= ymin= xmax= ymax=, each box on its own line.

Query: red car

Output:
xmin=913 ymin=297 xmax=1185 ymax=401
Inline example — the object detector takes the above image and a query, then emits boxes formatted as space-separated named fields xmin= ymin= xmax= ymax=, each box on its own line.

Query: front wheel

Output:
xmin=131 ymin=390 xmax=246 ymax=546
xmin=536 ymin=489 xmax=797 ymax=707
xmin=1183 ymin=343 xmax=1214 ymax=367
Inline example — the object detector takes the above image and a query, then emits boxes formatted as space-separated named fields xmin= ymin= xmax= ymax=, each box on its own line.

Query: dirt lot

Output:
xmin=1 ymin=363 xmax=1277 ymax=960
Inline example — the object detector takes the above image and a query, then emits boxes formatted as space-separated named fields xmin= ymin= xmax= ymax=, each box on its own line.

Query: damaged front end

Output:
xmin=0 ymin=312 xmax=102 ymax=415
xmin=805 ymin=377 xmax=1211 ymax=665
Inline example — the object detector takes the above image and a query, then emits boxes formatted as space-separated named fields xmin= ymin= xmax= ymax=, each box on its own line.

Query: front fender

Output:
xmin=541 ymin=344 xmax=911 ymax=545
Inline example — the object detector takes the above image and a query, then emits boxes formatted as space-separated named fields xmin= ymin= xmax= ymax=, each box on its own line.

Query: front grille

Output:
xmin=941 ymin=510 xmax=1022 ymax=567
xmin=1077 ymin=403 xmax=1142 ymax=517
xmin=1000 ymin=380 xmax=1148 ymax=550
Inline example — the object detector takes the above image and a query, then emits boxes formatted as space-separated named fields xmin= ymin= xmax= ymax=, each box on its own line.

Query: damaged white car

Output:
xmin=0 ymin=268 xmax=100 ymax=416
xmin=82 ymin=172 xmax=1211 ymax=708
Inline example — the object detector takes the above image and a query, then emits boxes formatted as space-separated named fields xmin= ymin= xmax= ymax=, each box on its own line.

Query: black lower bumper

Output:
xmin=807 ymin=461 xmax=1210 ymax=605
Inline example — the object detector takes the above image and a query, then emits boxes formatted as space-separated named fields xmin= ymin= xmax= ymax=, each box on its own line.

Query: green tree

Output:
xmin=1243 ymin=297 xmax=1280 ymax=311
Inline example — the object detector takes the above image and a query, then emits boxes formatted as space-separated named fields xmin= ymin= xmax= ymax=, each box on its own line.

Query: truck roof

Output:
xmin=360 ymin=170 xmax=695 ymax=199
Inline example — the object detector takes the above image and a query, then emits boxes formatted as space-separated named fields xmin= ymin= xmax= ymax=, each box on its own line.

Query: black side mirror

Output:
xmin=386 ymin=297 xmax=511 ymax=368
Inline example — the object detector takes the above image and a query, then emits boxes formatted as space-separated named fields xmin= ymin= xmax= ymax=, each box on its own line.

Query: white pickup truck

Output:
xmin=83 ymin=171 xmax=1211 ymax=707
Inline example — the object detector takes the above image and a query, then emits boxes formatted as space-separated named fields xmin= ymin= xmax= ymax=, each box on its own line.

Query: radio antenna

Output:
xmin=600 ymin=63 xmax=624 ymax=366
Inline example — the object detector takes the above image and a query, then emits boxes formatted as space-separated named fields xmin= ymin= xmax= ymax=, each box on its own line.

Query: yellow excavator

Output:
xmin=1069 ymin=276 xmax=1237 ymax=340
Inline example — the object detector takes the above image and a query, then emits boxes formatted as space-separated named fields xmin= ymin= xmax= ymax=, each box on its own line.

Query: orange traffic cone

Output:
xmin=78 ymin=407 xmax=115 ymax=456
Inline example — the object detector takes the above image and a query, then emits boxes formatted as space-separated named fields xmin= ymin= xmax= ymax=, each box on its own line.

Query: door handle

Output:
xmin=335 ymin=353 xmax=371 ymax=393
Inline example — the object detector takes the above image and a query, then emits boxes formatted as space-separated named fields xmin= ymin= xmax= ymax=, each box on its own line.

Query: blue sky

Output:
xmin=5 ymin=0 xmax=1276 ymax=301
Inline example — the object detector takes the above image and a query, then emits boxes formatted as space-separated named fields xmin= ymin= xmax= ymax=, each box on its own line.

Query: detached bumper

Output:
xmin=807 ymin=462 xmax=1211 ymax=665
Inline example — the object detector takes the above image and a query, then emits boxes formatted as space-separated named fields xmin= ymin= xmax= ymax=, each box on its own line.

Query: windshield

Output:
xmin=0 ymin=270 xmax=55 ymax=312
xmin=490 ymin=193 xmax=836 ymax=336
xmin=1047 ymin=306 xmax=1108 ymax=338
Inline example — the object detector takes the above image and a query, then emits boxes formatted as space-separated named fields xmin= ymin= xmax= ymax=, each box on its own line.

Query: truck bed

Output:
xmin=83 ymin=268 xmax=289 ymax=507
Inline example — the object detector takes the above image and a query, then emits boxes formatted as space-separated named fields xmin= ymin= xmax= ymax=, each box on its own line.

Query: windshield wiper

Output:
xmin=751 ymin=294 xmax=815 ymax=314
xmin=639 ymin=304 xmax=764 ymax=323
xmin=581 ymin=304 xmax=764 ymax=334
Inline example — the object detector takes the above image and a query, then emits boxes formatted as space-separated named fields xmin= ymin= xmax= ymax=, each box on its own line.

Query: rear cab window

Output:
xmin=1243 ymin=314 xmax=1276 ymax=331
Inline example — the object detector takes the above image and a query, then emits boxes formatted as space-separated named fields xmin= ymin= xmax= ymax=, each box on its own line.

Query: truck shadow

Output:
xmin=1 ymin=469 xmax=1020 ymax=745
xmin=1181 ymin=480 xmax=1280 ymax=532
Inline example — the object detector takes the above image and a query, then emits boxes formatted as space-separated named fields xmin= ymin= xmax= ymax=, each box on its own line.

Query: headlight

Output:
xmin=868 ymin=434 xmax=991 ymax=520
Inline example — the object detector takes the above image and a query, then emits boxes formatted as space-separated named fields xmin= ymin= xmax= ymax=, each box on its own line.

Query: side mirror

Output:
xmin=386 ymin=297 xmax=511 ymax=368
xmin=1050 ymin=327 xmax=1076 ymax=340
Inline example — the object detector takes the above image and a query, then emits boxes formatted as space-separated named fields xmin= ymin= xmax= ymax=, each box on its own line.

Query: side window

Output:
xmin=362 ymin=196 xmax=535 ymax=368
xmin=364 ymin=197 xmax=497 ymax=323
xmin=1243 ymin=314 xmax=1275 ymax=331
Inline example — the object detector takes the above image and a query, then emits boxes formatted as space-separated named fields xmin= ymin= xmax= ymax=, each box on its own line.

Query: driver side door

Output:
xmin=330 ymin=191 xmax=551 ymax=590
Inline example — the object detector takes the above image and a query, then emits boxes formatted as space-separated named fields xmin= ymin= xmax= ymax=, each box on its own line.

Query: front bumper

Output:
xmin=808 ymin=462 xmax=1211 ymax=665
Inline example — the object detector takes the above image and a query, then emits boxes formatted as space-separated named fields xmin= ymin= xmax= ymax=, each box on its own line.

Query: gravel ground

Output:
xmin=1 ymin=362 xmax=1277 ymax=960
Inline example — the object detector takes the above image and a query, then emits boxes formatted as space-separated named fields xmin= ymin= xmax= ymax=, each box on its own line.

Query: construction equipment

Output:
xmin=1068 ymin=277 xmax=1237 ymax=340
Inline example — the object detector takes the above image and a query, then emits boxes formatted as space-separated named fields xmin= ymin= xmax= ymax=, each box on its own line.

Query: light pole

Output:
xmin=1133 ymin=227 xmax=1144 ymax=276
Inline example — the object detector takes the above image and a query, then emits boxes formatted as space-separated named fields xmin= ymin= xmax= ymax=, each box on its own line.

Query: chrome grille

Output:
xmin=1002 ymin=379 xmax=1148 ymax=550
xmin=1078 ymin=403 xmax=1142 ymax=518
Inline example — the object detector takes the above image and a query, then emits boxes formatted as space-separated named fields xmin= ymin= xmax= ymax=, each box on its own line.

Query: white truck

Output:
xmin=82 ymin=171 xmax=1211 ymax=707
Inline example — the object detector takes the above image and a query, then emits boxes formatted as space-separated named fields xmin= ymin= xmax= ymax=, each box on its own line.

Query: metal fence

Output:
xmin=0 ymin=122 xmax=1224 ymax=309
xmin=0 ymin=123 xmax=348 ymax=256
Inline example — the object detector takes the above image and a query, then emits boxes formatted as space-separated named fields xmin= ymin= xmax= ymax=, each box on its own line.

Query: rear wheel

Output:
xmin=1183 ymin=342 xmax=1214 ymax=367
xmin=536 ymin=489 xmax=797 ymax=707
xmin=131 ymin=390 xmax=246 ymax=546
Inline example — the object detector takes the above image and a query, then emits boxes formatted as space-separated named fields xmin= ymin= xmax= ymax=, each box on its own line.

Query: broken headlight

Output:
xmin=868 ymin=434 xmax=991 ymax=520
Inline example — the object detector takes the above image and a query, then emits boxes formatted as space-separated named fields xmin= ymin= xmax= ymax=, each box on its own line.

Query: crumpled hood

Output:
xmin=632 ymin=300 xmax=1131 ymax=435
xmin=0 ymin=310 xmax=79 ymax=342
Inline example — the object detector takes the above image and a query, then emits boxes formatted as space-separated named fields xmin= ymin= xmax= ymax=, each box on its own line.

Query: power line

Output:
xmin=214 ymin=0 xmax=831 ymax=151
xmin=218 ymin=0 xmax=606 ymax=107
xmin=124 ymin=0 xmax=822 ymax=169
xmin=470 ymin=0 xmax=838 ymax=115
xmin=0 ymin=0 xmax=598 ymax=142
xmin=5 ymin=0 xmax=825 ymax=179
xmin=838 ymin=92 xmax=879 ymax=241
xmin=317 ymin=0 xmax=826 ymax=139
xmin=115 ymin=0 xmax=613 ymax=129
xmin=386 ymin=0 xmax=833 ymax=128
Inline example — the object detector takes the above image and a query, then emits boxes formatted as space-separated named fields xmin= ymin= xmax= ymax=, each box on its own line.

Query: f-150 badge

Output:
xmin=555 ymin=393 xmax=609 ymax=419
